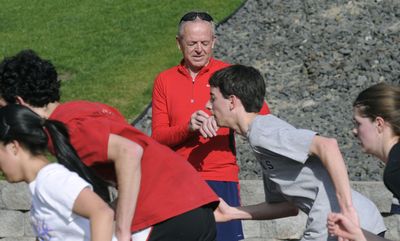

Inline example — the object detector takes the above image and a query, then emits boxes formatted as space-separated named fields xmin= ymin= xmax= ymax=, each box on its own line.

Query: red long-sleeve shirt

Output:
xmin=152 ymin=58 xmax=270 ymax=181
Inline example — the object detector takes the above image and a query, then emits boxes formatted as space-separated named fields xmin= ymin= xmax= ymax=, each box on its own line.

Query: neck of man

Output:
xmin=187 ymin=66 xmax=202 ymax=79
xmin=29 ymin=102 xmax=60 ymax=119
xmin=236 ymin=112 xmax=258 ymax=137
xmin=185 ymin=60 xmax=210 ymax=79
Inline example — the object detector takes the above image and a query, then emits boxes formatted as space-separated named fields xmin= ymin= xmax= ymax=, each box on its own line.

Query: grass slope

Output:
xmin=0 ymin=0 xmax=243 ymax=121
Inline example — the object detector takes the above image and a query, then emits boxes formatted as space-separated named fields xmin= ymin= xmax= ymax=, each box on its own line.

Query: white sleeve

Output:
xmin=35 ymin=166 xmax=92 ymax=222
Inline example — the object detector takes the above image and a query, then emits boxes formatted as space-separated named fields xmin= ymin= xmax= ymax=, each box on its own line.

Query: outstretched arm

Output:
xmin=310 ymin=135 xmax=359 ymax=226
xmin=214 ymin=198 xmax=298 ymax=222
xmin=73 ymin=188 xmax=115 ymax=241
xmin=108 ymin=134 xmax=143 ymax=241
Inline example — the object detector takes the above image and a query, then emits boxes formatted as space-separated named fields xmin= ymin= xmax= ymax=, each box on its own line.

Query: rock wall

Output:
xmin=1 ymin=181 xmax=399 ymax=241
xmin=0 ymin=182 xmax=35 ymax=241
xmin=213 ymin=0 xmax=400 ymax=181
xmin=135 ymin=0 xmax=400 ymax=181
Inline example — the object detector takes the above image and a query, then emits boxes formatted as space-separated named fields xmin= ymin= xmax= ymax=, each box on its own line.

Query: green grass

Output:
xmin=0 ymin=0 xmax=243 ymax=122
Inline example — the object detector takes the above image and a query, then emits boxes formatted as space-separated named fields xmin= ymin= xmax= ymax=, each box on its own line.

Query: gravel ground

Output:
xmin=135 ymin=0 xmax=400 ymax=181
xmin=213 ymin=0 xmax=400 ymax=181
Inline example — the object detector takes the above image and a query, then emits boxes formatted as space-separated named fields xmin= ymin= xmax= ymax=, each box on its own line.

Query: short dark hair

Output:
xmin=209 ymin=65 xmax=265 ymax=113
xmin=0 ymin=49 xmax=61 ymax=107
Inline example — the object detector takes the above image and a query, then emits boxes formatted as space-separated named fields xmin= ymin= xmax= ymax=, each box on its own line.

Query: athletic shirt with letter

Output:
xmin=247 ymin=114 xmax=386 ymax=240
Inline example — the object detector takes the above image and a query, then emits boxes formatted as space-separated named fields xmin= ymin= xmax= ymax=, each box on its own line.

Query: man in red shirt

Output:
xmin=152 ymin=11 xmax=270 ymax=241
xmin=0 ymin=49 xmax=219 ymax=241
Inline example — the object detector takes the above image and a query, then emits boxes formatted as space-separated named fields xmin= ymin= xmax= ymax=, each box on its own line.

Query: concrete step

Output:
xmin=239 ymin=180 xmax=400 ymax=240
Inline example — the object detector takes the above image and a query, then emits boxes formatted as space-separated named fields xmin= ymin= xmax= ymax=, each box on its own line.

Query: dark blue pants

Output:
xmin=206 ymin=180 xmax=244 ymax=241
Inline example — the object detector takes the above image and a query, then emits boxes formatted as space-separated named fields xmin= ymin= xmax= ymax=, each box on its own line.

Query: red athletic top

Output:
xmin=49 ymin=101 xmax=218 ymax=232
xmin=152 ymin=58 xmax=270 ymax=182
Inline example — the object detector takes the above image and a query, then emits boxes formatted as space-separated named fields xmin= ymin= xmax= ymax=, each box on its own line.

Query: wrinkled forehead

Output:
xmin=179 ymin=20 xmax=214 ymax=38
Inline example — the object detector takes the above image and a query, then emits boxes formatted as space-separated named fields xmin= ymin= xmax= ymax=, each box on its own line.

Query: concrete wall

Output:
xmin=0 ymin=182 xmax=35 ymax=241
xmin=0 ymin=180 xmax=399 ymax=240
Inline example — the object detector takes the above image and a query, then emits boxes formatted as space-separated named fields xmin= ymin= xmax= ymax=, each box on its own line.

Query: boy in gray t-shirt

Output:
xmin=206 ymin=65 xmax=386 ymax=240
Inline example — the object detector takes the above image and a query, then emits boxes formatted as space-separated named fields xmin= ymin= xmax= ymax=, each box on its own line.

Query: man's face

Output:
xmin=206 ymin=87 xmax=232 ymax=128
xmin=177 ymin=20 xmax=215 ymax=73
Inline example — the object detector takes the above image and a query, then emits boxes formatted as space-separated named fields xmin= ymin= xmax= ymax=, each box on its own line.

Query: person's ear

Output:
xmin=176 ymin=36 xmax=182 ymax=51
xmin=6 ymin=140 xmax=20 ymax=156
xmin=229 ymin=95 xmax=240 ymax=111
xmin=375 ymin=116 xmax=385 ymax=133
xmin=211 ymin=36 xmax=216 ymax=49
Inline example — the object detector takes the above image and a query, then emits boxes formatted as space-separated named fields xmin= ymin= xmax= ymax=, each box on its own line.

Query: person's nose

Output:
xmin=205 ymin=100 xmax=212 ymax=111
xmin=194 ymin=42 xmax=202 ymax=52
xmin=352 ymin=128 xmax=358 ymax=137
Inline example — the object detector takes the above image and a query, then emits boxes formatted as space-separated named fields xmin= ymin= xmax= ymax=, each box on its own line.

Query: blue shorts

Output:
xmin=206 ymin=180 xmax=244 ymax=241
xmin=390 ymin=203 xmax=400 ymax=214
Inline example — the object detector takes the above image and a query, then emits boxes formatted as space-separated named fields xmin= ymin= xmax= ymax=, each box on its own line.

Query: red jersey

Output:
xmin=49 ymin=101 xmax=218 ymax=232
xmin=152 ymin=58 xmax=270 ymax=182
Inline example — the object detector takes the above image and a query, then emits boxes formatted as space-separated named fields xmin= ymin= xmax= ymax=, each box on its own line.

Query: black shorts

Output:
xmin=148 ymin=204 xmax=217 ymax=241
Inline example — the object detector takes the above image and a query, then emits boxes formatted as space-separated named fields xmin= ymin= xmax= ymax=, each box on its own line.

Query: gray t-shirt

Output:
xmin=248 ymin=114 xmax=386 ymax=240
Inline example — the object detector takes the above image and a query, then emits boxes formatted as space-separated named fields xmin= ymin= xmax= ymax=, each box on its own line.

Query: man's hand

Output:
xmin=327 ymin=212 xmax=366 ymax=241
xmin=214 ymin=198 xmax=233 ymax=222
xmin=339 ymin=206 xmax=360 ymax=241
xmin=199 ymin=115 xmax=218 ymax=138
xmin=189 ymin=110 xmax=219 ymax=138
xmin=189 ymin=110 xmax=210 ymax=132
xmin=342 ymin=206 xmax=360 ymax=230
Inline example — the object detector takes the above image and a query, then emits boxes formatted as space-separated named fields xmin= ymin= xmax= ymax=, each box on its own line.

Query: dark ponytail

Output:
xmin=44 ymin=120 xmax=111 ymax=202
xmin=0 ymin=104 xmax=111 ymax=202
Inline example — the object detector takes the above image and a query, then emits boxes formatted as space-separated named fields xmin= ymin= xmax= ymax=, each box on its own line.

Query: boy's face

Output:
xmin=206 ymin=86 xmax=232 ymax=128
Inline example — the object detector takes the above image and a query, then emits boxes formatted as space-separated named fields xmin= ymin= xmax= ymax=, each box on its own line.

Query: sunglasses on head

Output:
xmin=180 ymin=12 xmax=213 ymax=23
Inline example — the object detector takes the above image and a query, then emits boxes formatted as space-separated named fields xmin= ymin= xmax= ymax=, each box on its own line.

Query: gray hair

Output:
xmin=177 ymin=18 xmax=216 ymax=38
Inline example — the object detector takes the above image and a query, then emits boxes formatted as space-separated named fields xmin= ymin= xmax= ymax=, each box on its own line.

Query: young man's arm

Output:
xmin=214 ymin=198 xmax=298 ymax=222
xmin=108 ymin=134 xmax=143 ymax=241
xmin=310 ymin=135 xmax=359 ymax=226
